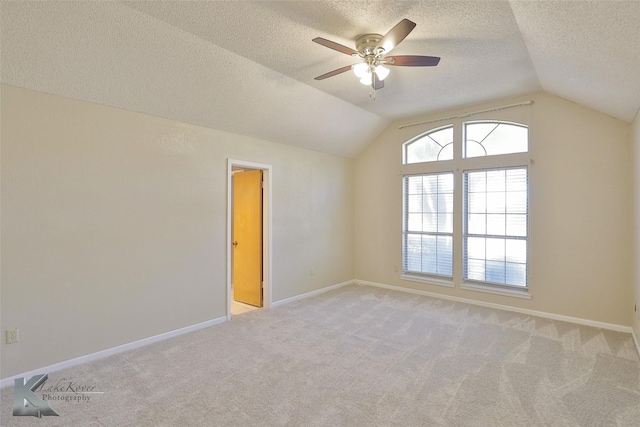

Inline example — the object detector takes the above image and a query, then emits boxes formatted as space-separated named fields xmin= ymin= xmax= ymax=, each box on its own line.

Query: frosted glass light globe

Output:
xmin=375 ymin=65 xmax=390 ymax=81
xmin=352 ymin=63 xmax=369 ymax=78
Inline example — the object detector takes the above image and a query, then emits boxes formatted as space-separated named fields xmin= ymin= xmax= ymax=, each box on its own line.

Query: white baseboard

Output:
xmin=356 ymin=279 xmax=633 ymax=334
xmin=1 ymin=316 xmax=227 ymax=388
xmin=272 ymin=280 xmax=354 ymax=307
xmin=633 ymin=330 xmax=640 ymax=359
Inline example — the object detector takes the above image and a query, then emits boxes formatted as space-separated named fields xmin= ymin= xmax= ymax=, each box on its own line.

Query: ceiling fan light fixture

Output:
xmin=313 ymin=19 xmax=440 ymax=93
xmin=375 ymin=65 xmax=390 ymax=81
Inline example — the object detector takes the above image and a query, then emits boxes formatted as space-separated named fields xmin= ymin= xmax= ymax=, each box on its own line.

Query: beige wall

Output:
xmin=2 ymin=84 xmax=635 ymax=379
xmin=0 ymin=84 xmax=354 ymax=378
xmin=355 ymin=92 xmax=633 ymax=327
xmin=632 ymin=109 xmax=640 ymax=340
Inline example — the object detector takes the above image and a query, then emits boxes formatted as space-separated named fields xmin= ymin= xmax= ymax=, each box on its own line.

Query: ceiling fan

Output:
xmin=313 ymin=19 xmax=440 ymax=93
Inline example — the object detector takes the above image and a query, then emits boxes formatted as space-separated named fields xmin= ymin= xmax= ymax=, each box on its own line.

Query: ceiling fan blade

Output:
xmin=372 ymin=73 xmax=384 ymax=90
xmin=375 ymin=19 xmax=416 ymax=54
xmin=312 ymin=37 xmax=358 ymax=56
xmin=314 ymin=65 xmax=353 ymax=80
xmin=387 ymin=55 xmax=441 ymax=66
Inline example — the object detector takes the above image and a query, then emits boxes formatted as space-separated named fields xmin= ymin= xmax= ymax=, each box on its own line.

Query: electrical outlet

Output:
xmin=6 ymin=328 xmax=19 ymax=344
xmin=310 ymin=268 xmax=315 ymax=276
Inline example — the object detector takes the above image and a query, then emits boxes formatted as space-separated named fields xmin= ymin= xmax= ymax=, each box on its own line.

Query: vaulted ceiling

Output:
xmin=2 ymin=1 xmax=639 ymax=157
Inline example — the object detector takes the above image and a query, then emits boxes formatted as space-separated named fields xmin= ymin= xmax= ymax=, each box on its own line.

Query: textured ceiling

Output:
xmin=2 ymin=1 xmax=639 ymax=158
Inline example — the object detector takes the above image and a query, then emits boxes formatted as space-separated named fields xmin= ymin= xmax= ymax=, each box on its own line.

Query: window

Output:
xmin=404 ymin=125 xmax=453 ymax=164
xmin=464 ymin=122 xmax=528 ymax=158
xmin=402 ymin=119 xmax=530 ymax=293
xmin=464 ymin=168 xmax=528 ymax=287
xmin=403 ymin=173 xmax=453 ymax=277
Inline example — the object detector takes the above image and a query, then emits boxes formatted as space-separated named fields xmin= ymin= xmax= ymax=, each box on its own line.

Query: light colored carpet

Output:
xmin=1 ymin=284 xmax=639 ymax=426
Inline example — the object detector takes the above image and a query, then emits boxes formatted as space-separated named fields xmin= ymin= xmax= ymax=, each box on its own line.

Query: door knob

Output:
xmin=232 ymin=241 xmax=238 ymax=246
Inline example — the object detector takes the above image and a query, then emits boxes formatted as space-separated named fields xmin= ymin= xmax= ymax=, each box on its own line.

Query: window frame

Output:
xmin=462 ymin=166 xmax=529 ymax=289
xmin=462 ymin=120 xmax=529 ymax=159
xmin=403 ymin=124 xmax=455 ymax=165
xmin=402 ymin=172 xmax=455 ymax=280
xmin=400 ymin=117 xmax=531 ymax=297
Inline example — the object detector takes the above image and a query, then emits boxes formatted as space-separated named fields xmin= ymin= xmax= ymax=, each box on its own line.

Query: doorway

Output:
xmin=227 ymin=160 xmax=272 ymax=319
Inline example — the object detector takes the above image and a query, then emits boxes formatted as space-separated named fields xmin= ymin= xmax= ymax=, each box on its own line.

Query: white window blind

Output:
xmin=403 ymin=173 xmax=454 ymax=277
xmin=463 ymin=167 xmax=528 ymax=287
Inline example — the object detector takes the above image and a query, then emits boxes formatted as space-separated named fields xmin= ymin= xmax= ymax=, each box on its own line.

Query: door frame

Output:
xmin=226 ymin=159 xmax=272 ymax=319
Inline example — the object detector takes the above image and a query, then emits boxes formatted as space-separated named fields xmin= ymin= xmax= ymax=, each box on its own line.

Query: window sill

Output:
xmin=460 ymin=282 xmax=531 ymax=300
xmin=401 ymin=275 xmax=455 ymax=288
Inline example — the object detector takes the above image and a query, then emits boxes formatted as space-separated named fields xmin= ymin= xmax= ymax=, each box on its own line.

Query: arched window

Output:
xmin=403 ymin=125 xmax=453 ymax=164
xmin=464 ymin=122 xmax=528 ymax=158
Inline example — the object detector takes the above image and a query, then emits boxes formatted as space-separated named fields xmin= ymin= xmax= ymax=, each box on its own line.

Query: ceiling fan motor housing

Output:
xmin=355 ymin=34 xmax=383 ymax=56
